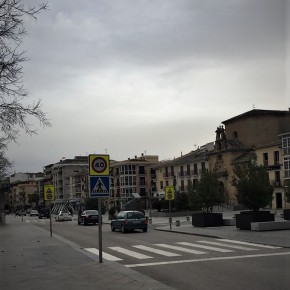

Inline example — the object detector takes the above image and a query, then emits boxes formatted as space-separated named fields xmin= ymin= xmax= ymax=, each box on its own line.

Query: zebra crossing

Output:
xmin=84 ymin=239 xmax=282 ymax=267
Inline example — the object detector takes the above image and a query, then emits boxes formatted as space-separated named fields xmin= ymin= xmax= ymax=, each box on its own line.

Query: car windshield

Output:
xmin=126 ymin=212 xmax=144 ymax=219
xmin=85 ymin=210 xmax=98 ymax=215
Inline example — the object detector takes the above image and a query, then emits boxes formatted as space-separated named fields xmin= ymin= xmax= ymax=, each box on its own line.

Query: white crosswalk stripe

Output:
xmin=155 ymin=244 xmax=206 ymax=254
xmin=195 ymin=240 xmax=258 ymax=251
xmin=84 ymin=239 xmax=283 ymax=263
xmin=132 ymin=245 xmax=182 ymax=257
xmin=176 ymin=242 xmax=233 ymax=253
xmin=108 ymin=246 xmax=153 ymax=259
xmin=217 ymin=239 xmax=281 ymax=249
xmin=84 ymin=248 xmax=123 ymax=261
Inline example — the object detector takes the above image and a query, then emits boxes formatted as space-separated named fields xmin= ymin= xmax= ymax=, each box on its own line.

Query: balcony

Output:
xmin=163 ymin=173 xmax=174 ymax=179
xmin=266 ymin=164 xmax=281 ymax=170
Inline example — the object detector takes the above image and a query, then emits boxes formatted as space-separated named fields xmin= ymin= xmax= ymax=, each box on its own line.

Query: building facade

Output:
xmin=209 ymin=109 xmax=290 ymax=208
xmin=153 ymin=143 xmax=214 ymax=197
xmin=110 ymin=154 xmax=158 ymax=209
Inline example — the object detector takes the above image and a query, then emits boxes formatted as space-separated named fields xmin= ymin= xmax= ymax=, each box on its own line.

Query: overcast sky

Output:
xmin=6 ymin=0 xmax=290 ymax=173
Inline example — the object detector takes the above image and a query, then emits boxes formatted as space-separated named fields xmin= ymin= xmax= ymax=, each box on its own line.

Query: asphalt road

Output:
xmin=30 ymin=216 xmax=290 ymax=290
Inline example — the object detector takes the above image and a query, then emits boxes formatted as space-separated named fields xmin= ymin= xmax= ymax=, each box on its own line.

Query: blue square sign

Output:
xmin=89 ymin=176 xmax=110 ymax=198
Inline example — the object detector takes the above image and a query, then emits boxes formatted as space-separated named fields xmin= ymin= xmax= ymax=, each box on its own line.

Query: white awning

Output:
xmin=131 ymin=192 xmax=141 ymax=198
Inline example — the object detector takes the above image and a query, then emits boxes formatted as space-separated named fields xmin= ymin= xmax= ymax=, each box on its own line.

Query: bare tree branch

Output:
xmin=0 ymin=0 xmax=50 ymax=175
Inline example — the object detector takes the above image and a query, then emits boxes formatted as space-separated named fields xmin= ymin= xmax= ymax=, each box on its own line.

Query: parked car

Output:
xmin=78 ymin=210 xmax=99 ymax=225
xmin=110 ymin=210 xmax=148 ymax=233
xmin=30 ymin=210 xmax=39 ymax=216
xmin=39 ymin=208 xmax=50 ymax=219
xmin=15 ymin=210 xmax=26 ymax=216
xmin=55 ymin=211 xmax=72 ymax=222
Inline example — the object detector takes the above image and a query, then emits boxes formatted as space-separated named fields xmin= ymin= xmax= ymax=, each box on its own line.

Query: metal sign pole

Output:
xmin=49 ymin=200 xmax=52 ymax=237
xmin=89 ymin=154 xmax=110 ymax=264
xmin=98 ymin=198 xmax=103 ymax=263
xmin=169 ymin=199 xmax=172 ymax=230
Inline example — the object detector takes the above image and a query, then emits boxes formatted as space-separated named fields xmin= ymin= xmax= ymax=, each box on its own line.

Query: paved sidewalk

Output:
xmin=153 ymin=213 xmax=290 ymax=248
xmin=1 ymin=211 xmax=289 ymax=290
xmin=0 ymin=216 xmax=174 ymax=290
xmin=155 ymin=222 xmax=290 ymax=248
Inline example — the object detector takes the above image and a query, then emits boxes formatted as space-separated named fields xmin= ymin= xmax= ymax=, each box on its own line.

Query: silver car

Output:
xmin=55 ymin=211 xmax=72 ymax=222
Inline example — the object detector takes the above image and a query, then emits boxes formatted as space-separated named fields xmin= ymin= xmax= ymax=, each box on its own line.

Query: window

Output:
xmin=282 ymin=135 xmax=290 ymax=155
xmin=180 ymin=166 xmax=184 ymax=176
xmin=284 ymin=157 xmax=290 ymax=178
xmin=186 ymin=164 xmax=190 ymax=176
xmin=274 ymin=151 xmax=279 ymax=165
xmin=171 ymin=166 xmax=174 ymax=177
xmin=165 ymin=167 xmax=169 ymax=177
xmin=201 ymin=162 xmax=206 ymax=172
xmin=160 ymin=181 xmax=164 ymax=189
xmin=165 ymin=180 xmax=169 ymax=186
xmin=233 ymin=131 xmax=238 ymax=139
xmin=263 ymin=153 xmax=268 ymax=166
xmin=275 ymin=171 xmax=280 ymax=186
xmin=180 ymin=180 xmax=185 ymax=191
xmin=193 ymin=164 xmax=198 ymax=175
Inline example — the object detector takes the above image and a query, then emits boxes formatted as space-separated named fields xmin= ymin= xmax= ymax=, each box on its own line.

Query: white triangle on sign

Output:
xmin=92 ymin=178 xmax=108 ymax=193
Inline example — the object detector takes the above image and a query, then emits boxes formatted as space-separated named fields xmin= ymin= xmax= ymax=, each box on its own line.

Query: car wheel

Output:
xmin=83 ymin=219 xmax=88 ymax=226
xmin=111 ymin=224 xmax=115 ymax=231
xmin=121 ymin=225 xmax=126 ymax=233
xmin=143 ymin=228 xmax=148 ymax=232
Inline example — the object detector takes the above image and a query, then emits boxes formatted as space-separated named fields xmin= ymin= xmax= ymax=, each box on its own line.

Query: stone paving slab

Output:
xmin=0 ymin=216 xmax=175 ymax=290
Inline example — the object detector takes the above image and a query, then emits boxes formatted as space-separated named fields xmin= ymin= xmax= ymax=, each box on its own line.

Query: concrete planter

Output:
xmin=236 ymin=211 xmax=275 ymax=230
xmin=283 ymin=209 xmax=290 ymax=220
xmin=192 ymin=212 xmax=223 ymax=227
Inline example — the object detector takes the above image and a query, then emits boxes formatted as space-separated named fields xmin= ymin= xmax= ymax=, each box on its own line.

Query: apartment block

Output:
xmin=153 ymin=143 xmax=214 ymax=196
xmin=110 ymin=154 xmax=158 ymax=208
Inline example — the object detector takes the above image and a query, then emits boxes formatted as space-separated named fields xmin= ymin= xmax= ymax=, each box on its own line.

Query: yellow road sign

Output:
xmin=165 ymin=186 xmax=175 ymax=200
xmin=89 ymin=154 xmax=110 ymax=176
xmin=44 ymin=185 xmax=55 ymax=201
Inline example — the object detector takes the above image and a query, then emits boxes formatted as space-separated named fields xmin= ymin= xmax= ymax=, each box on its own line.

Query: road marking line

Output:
xmin=125 ymin=251 xmax=290 ymax=268
xmin=217 ymin=239 xmax=281 ymax=249
xmin=196 ymin=240 xmax=257 ymax=251
xmin=177 ymin=242 xmax=233 ymax=253
xmin=84 ymin=248 xmax=123 ymax=261
xmin=155 ymin=244 xmax=206 ymax=254
xmin=108 ymin=246 xmax=153 ymax=259
xmin=132 ymin=245 xmax=182 ymax=257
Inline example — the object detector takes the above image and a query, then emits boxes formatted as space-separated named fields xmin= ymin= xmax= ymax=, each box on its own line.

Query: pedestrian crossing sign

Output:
xmin=44 ymin=185 xmax=55 ymax=201
xmin=165 ymin=186 xmax=175 ymax=200
xmin=89 ymin=176 xmax=110 ymax=197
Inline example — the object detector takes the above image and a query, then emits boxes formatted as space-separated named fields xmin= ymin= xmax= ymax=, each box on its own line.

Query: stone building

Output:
xmin=208 ymin=109 xmax=290 ymax=208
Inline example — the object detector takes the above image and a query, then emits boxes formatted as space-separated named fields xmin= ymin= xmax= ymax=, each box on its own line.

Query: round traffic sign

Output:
xmin=92 ymin=157 xmax=107 ymax=173
xmin=46 ymin=193 xmax=53 ymax=200
xmin=167 ymin=193 xmax=173 ymax=200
